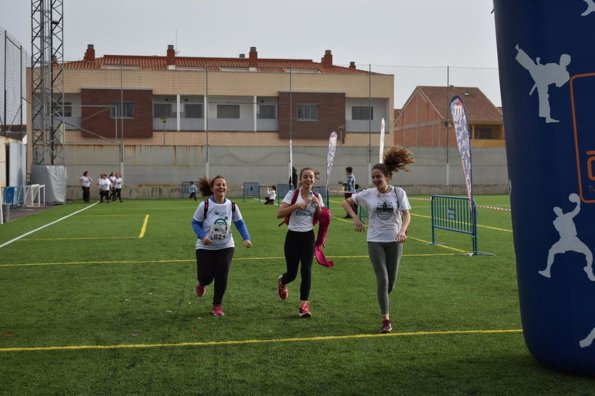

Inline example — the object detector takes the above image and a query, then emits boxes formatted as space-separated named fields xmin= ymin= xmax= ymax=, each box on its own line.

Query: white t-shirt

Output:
xmin=80 ymin=176 xmax=92 ymax=188
xmin=268 ymin=189 xmax=277 ymax=200
xmin=98 ymin=178 xmax=112 ymax=191
xmin=352 ymin=186 xmax=411 ymax=242
xmin=193 ymin=198 xmax=243 ymax=250
xmin=282 ymin=189 xmax=324 ymax=232
xmin=114 ymin=177 xmax=123 ymax=189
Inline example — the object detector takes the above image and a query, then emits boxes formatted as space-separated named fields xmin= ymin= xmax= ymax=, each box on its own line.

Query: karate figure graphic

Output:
xmin=515 ymin=44 xmax=571 ymax=123
xmin=580 ymin=328 xmax=595 ymax=348
xmin=538 ymin=193 xmax=595 ymax=281
xmin=582 ymin=0 xmax=595 ymax=16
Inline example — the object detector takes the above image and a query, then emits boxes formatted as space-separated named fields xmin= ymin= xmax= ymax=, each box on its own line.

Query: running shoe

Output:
xmin=277 ymin=275 xmax=288 ymax=300
xmin=212 ymin=304 xmax=224 ymax=317
xmin=196 ymin=283 xmax=206 ymax=298
xmin=380 ymin=319 xmax=392 ymax=333
xmin=299 ymin=301 xmax=312 ymax=318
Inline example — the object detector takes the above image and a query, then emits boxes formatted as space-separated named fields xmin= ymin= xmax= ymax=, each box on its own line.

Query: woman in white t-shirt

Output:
xmin=276 ymin=167 xmax=323 ymax=318
xmin=341 ymin=146 xmax=414 ymax=334
xmin=79 ymin=171 xmax=93 ymax=203
xmin=191 ymin=175 xmax=252 ymax=317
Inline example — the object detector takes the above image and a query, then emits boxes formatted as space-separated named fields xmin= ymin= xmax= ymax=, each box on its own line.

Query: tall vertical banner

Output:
xmin=326 ymin=132 xmax=338 ymax=191
xmin=288 ymin=138 xmax=293 ymax=186
xmin=494 ymin=1 xmax=595 ymax=374
xmin=379 ymin=117 xmax=386 ymax=163
xmin=449 ymin=96 xmax=473 ymax=204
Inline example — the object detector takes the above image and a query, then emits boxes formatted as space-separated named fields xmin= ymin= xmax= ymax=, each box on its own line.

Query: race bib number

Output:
xmin=209 ymin=220 xmax=229 ymax=241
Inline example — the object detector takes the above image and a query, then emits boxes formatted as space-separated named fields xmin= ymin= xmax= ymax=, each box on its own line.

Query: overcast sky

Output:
xmin=0 ymin=0 xmax=500 ymax=108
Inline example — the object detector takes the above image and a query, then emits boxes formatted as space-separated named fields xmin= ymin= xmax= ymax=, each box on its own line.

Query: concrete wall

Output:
xmin=63 ymin=144 xmax=508 ymax=200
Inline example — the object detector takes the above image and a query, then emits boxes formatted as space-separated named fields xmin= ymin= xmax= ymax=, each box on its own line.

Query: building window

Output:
xmin=475 ymin=126 xmax=494 ymax=139
xmin=153 ymin=103 xmax=173 ymax=118
xmin=185 ymin=103 xmax=203 ymax=118
xmin=217 ymin=104 xmax=240 ymax=119
xmin=352 ymin=106 xmax=373 ymax=120
xmin=56 ymin=101 xmax=72 ymax=117
xmin=258 ymin=104 xmax=276 ymax=119
xmin=297 ymin=104 xmax=319 ymax=121
xmin=111 ymin=102 xmax=134 ymax=118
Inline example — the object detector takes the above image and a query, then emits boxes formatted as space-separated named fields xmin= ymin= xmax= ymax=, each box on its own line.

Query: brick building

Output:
xmin=394 ymin=86 xmax=504 ymax=148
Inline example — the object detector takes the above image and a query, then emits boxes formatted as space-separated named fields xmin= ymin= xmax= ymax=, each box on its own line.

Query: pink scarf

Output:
xmin=313 ymin=207 xmax=334 ymax=268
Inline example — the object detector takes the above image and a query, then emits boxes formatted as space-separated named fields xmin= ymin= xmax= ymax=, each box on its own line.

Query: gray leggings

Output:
xmin=368 ymin=241 xmax=403 ymax=315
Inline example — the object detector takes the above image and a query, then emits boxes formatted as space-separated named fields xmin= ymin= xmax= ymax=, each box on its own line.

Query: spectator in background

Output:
xmin=79 ymin=171 xmax=93 ymax=203
xmin=109 ymin=172 xmax=117 ymax=201
xmin=290 ymin=167 xmax=298 ymax=189
xmin=264 ymin=186 xmax=276 ymax=205
xmin=188 ymin=181 xmax=198 ymax=201
xmin=98 ymin=174 xmax=112 ymax=203
xmin=112 ymin=173 xmax=124 ymax=202
xmin=342 ymin=166 xmax=356 ymax=218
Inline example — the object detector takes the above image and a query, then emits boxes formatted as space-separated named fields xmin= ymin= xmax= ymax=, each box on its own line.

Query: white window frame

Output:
xmin=297 ymin=104 xmax=319 ymax=121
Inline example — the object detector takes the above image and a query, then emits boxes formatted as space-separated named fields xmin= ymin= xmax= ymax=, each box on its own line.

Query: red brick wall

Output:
xmin=278 ymin=92 xmax=345 ymax=139
xmin=394 ymin=91 xmax=458 ymax=148
xmin=81 ymin=89 xmax=153 ymax=139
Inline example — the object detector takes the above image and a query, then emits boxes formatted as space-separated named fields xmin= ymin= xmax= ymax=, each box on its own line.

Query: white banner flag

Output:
xmin=379 ymin=117 xmax=385 ymax=163
xmin=326 ymin=131 xmax=338 ymax=190
xmin=449 ymin=96 xmax=473 ymax=203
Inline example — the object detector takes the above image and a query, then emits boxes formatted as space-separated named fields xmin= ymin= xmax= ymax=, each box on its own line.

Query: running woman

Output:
xmin=341 ymin=146 xmax=414 ymax=333
xmin=276 ymin=167 xmax=323 ymax=318
xmin=192 ymin=175 xmax=252 ymax=317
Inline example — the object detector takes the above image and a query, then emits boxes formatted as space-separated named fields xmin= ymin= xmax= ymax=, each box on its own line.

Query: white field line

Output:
xmin=0 ymin=203 xmax=99 ymax=249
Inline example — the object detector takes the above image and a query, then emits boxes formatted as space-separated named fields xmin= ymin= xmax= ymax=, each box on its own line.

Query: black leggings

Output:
xmin=196 ymin=247 xmax=234 ymax=305
xmin=281 ymin=230 xmax=315 ymax=301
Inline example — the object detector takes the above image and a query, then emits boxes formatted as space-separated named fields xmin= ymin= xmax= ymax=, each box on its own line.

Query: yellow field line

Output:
xmin=0 ymin=329 xmax=522 ymax=353
xmin=407 ymin=236 xmax=467 ymax=253
xmin=478 ymin=225 xmax=513 ymax=233
xmin=411 ymin=213 xmax=512 ymax=233
xmin=21 ymin=237 xmax=138 ymax=241
xmin=0 ymin=253 xmax=458 ymax=268
xmin=138 ymin=214 xmax=149 ymax=238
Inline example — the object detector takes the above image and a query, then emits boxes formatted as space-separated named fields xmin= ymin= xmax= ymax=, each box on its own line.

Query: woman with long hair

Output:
xmin=191 ymin=175 xmax=252 ymax=317
xmin=276 ymin=167 xmax=323 ymax=318
xmin=342 ymin=146 xmax=414 ymax=333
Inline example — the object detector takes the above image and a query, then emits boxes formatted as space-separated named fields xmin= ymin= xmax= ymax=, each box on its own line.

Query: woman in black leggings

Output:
xmin=276 ymin=167 xmax=323 ymax=318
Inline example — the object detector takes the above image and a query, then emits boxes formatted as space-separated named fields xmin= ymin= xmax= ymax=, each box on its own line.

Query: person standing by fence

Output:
xmin=192 ymin=175 xmax=252 ymax=317
xmin=79 ymin=171 xmax=93 ymax=203
xmin=341 ymin=147 xmax=414 ymax=333
xmin=188 ymin=181 xmax=198 ymax=201
xmin=342 ymin=166 xmax=356 ymax=218
xmin=112 ymin=173 xmax=123 ymax=202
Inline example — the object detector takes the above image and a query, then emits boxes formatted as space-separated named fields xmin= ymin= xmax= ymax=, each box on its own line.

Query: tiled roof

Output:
xmin=413 ymin=86 xmax=502 ymax=123
xmin=64 ymin=54 xmax=375 ymax=75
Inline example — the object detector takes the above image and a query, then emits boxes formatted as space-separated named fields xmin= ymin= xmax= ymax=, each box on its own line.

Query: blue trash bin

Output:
xmin=3 ymin=187 xmax=15 ymax=206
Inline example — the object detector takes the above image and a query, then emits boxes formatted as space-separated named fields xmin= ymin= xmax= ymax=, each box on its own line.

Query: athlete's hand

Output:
xmin=244 ymin=240 xmax=252 ymax=248
xmin=202 ymin=236 xmax=212 ymax=245
xmin=353 ymin=217 xmax=364 ymax=232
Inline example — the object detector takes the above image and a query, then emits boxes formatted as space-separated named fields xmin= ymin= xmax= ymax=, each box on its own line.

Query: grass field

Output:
xmin=1 ymin=195 xmax=593 ymax=394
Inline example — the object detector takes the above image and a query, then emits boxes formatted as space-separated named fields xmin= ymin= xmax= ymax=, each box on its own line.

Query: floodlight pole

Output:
xmin=446 ymin=66 xmax=451 ymax=191
xmin=205 ymin=67 xmax=210 ymax=178
xmin=160 ymin=115 xmax=168 ymax=145
xmin=368 ymin=64 xmax=372 ymax=186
